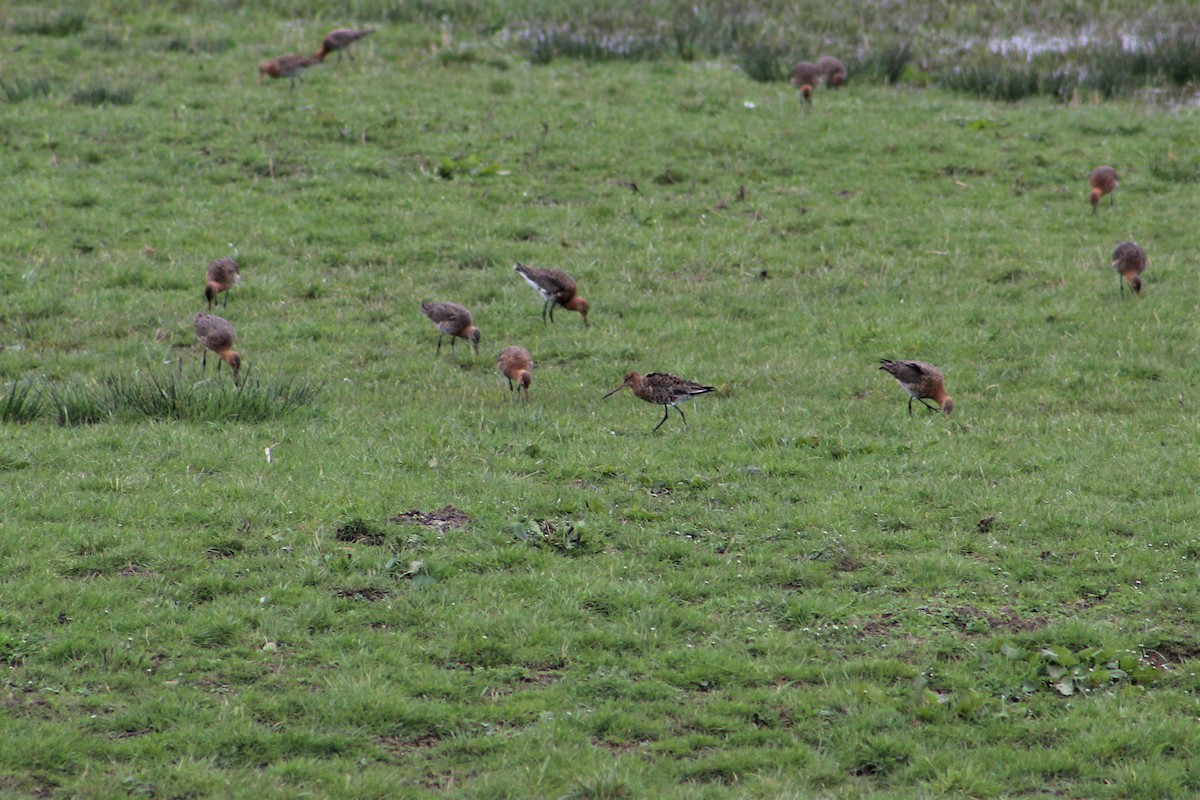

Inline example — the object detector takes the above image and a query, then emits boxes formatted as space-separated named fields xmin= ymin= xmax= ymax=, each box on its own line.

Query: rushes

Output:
xmin=2 ymin=372 xmax=322 ymax=425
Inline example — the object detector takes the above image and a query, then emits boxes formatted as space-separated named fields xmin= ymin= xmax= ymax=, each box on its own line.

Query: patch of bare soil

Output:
xmin=390 ymin=505 xmax=471 ymax=531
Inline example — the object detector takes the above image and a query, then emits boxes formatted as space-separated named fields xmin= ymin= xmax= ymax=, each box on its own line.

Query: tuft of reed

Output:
xmin=12 ymin=9 xmax=86 ymax=37
xmin=522 ymin=26 xmax=671 ymax=65
xmin=0 ymin=380 xmax=42 ymax=424
xmin=1 ymin=78 xmax=55 ymax=103
xmin=71 ymin=85 xmax=136 ymax=107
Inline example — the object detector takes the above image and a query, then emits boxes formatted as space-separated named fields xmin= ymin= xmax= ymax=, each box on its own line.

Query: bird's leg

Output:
xmin=675 ymin=405 xmax=688 ymax=427
xmin=907 ymin=397 xmax=913 ymax=416
xmin=289 ymin=78 xmax=296 ymax=93
xmin=507 ymin=378 xmax=514 ymax=391
xmin=541 ymin=300 xmax=550 ymax=325
xmin=223 ymin=293 xmax=228 ymax=309
xmin=652 ymin=405 xmax=671 ymax=432
xmin=1119 ymin=277 xmax=1125 ymax=297
xmin=202 ymin=350 xmax=208 ymax=374
xmin=549 ymin=303 xmax=556 ymax=323
xmin=436 ymin=334 xmax=443 ymax=355
xmin=346 ymin=50 xmax=354 ymax=63
xmin=919 ymin=399 xmax=938 ymax=413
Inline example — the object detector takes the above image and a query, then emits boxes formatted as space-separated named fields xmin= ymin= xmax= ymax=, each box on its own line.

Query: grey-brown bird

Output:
xmin=420 ymin=301 xmax=481 ymax=355
xmin=790 ymin=61 xmax=821 ymax=108
xmin=604 ymin=371 xmax=715 ymax=431
xmin=497 ymin=346 xmax=532 ymax=400
xmin=817 ymin=55 xmax=846 ymax=88
xmin=1089 ymin=166 xmax=1118 ymax=214
xmin=316 ymin=28 xmax=374 ymax=62
xmin=204 ymin=258 xmax=240 ymax=311
xmin=1112 ymin=241 xmax=1147 ymax=296
xmin=879 ymin=360 xmax=953 ymax=417
xmin=258 ymin=55 xmax=322 ymax=91
xmin=513 ymin=263 xmax=589 ymax=327
xmin=194 ymin=312 xmax=241 ymax=386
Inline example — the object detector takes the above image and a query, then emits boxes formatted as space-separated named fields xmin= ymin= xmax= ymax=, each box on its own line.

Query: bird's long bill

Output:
xmin=602 ymin=384 xmax=627 ymax=399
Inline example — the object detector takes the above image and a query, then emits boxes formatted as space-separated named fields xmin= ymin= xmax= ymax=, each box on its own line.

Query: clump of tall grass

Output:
xmin=71 ymin=85 xmax=136 ymax=107
xmin=1 ymin=77 xmax=55 ymax=103
xmin=12 ymin=9 xmax=86 ymax=37
xmin=738 ymin=42 xmax=790 ymax=83
xmin=849 ymin=43 xmax=913 ymax=85
xmin=48 ymin=382 xmax=109 ymax=426
xmin=102 ymin=371 xmax=322 ymax=423
xmin=1149 ymin=151 xmax=1200 ymax=183
xmin=0 ymin=380 xmax=42 ymax=424
xmin=938 ymin=63 xmax=1044 ymax=101
xmin=521 ymin=26 xmax=671 ymax=65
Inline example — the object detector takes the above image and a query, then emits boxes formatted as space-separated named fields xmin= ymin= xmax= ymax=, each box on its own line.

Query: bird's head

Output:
xmin=603 ymin=372 xmax=641 ymax=399
xmin=941 ymin=397 xmax=954 ymax=417
xmin=1130 ymin=275 xmax=1143 ymax=295
xmin=567 ymin=296 xmax=590 ymax=327
xmin=469 ymin=328 xmax=482 ymax=354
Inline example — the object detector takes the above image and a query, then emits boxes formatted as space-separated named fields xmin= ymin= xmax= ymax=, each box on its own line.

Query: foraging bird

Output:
xmin=604 ymin=371 xmax=715 ymax=432
xmin=513 ymin=263 xmax=589 ymax=328
xmin=258 ymin=55 xmax=322 ymax=91
xmin=817 ymin=55 xmax=847 ymax=88
xmin=497 ymin=346 xmax=532 ymax=400
xmin=194 ymin=312 xmax=241 ymax=386
xmin=316 ymin=28 xmax=374 ymax=62
xmin=204 ymin=257 xmax=240 ymax=311
xmin=790 ymin=61 xmax=821 ymax=108
xmin=1089 ymin=166 xmax=1118 ymax=214
xmin=879 ymin=359 xmax=953 ymax=417
xmin=420 ymin=301 xmax=481 ymax=355
xmin=1112 ymin=241 xmax=1147 ymax=296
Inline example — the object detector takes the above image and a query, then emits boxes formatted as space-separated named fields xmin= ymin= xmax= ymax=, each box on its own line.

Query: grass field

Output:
xmin=4 ymin=2 xmax=1200 ymax=798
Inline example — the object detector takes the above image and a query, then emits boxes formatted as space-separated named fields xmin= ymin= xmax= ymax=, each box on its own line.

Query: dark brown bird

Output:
xmin=879 ymin=360 xmax=953 ymax=417
xmin=316 ymin=28 xmax=374 ymax=62
xmin=194 ymin=312 xmax=241 ymax=386
xmin=258 ymin=55 xmax=322 ymax=91
xmin=604 ymin=371 xmax=715 ymax=431
xmin=514 ymin=263 xmax=589 ymax=327
xmin=420 ymin=301 xmax=481 ymax=355
xmin=1089 ymin=166 xmax=1118 ymax=214
xmin=497 ymin=346 xmax=532 ymax=400
xmin=817 ymin=55 xmax=847 ymax=88
xmin=1112 ymin=241 xmax=1147 ymax=296
xmin=790 ymin=61 xmax=821 ymax=108
xmin=204 ymin=258 xmax=240 ymax=311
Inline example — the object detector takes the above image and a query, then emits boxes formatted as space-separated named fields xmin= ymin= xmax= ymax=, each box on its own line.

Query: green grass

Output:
xmin=4 ymin=2 xmax=1200 ymax=798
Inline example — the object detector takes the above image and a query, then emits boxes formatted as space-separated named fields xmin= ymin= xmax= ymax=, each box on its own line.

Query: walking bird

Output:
xmin=1112 ymin=241 xmax=1147 ymax=296
xmin=204 ymin=257 xmax=240 ymax=311
xmin=513 ymin=263 xmax=589 ymax=327
xmin=817 ymin=55 xmax=847 ymax=88
xmin=420 ymin=301 xmax=481 ymax=355
xmin=790 ymin=61 xmax=821 ymax=108
xmin=879 ymin=360 xmax=953 ymax=417
xmin=604 ymin=371 xmax=715 ymax=431
xmin=1089 ymin=166 xmax=1118 ymax=214
xmin=316 ymin=28 xmax=374 ymax=62
xmin=497 ymin=346 xmax=532 ymax=400
xmin=258 ymin=55 xmax=321 ymax=91
xmin=194 ymin=312 xmax=241 ymax=386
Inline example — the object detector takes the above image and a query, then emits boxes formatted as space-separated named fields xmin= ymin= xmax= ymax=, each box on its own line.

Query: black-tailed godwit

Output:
xmin=513 ymin=263 xmax=589 ymax=328
xmin=790 ymin=62 xmax=821 ymax=108
xmin=604 ymin=371 xmax=715 ymax=431
xmin=1089 ymin=166 xmax=1117 ymax=214
xmin=1112 ymin=241 xmax=1147 ymax=296
xmin=258 ymin=55 xmax=322 ymax=91
xmin=879 ymin=359 xmax=953 ymax=417
xmin=204 ymin=258 xmax=240 ymax=311
xmin=194 ymin=312 xmax=241 ymax=386
xmin=817 ymin=55 xmax=846 ymax=88
xmin=316 ymin=28 xmax=374 ymax=62
xmin=420 ymin=301 xmax=481 ymax=355
xmin=497 ymin=346 xmax=532 ymax=400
